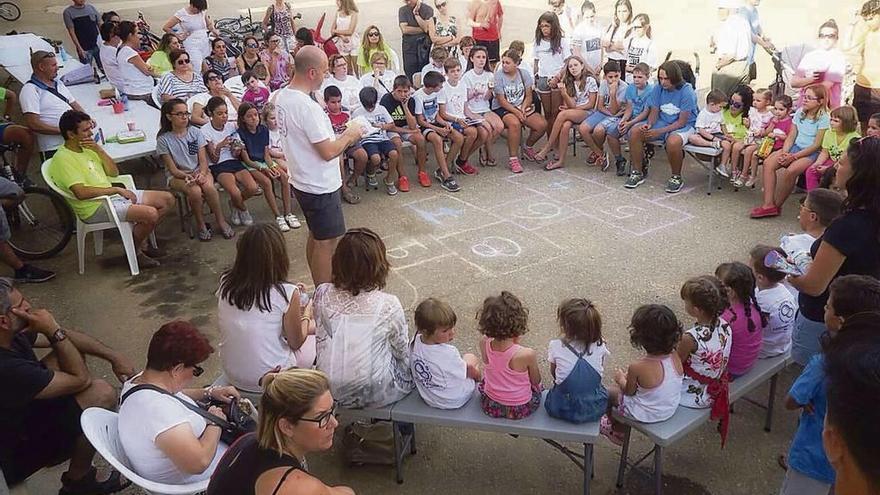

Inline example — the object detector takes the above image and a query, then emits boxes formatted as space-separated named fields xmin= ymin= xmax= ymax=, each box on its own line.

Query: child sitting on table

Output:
xmin=410 ymin=298 xmax=481 ymax=409
xmin=780 ymin=275 xmax=880 ymax=495
xmin=601 ymin=304 xmax=683 ymax=445
xmin=236 ymin=102 xmax=299 ymax=232
xmin=678 ymin=276 xmax=732 ymax=444
xmin=749 ymin=245 xmax=798 ymax=358
xmin=545 ymin=298 xmax=609 ymax=424
xmin=477 ymin=291 xmax=542 ymax=420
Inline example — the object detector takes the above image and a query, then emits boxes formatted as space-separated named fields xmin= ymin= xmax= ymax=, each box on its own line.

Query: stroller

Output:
xmin=768 ymin=43 xmax=812 ymax=101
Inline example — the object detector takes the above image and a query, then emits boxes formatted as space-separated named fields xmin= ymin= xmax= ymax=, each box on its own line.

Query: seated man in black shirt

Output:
xmin=0 ymin=278 xmax=134 ymax=494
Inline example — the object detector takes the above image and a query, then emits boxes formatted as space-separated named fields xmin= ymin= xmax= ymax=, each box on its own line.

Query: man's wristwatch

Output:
xmin=48 ymin=328 xmax=67 ymax=345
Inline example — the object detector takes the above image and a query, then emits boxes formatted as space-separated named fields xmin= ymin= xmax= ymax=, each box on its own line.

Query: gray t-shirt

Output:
xmin=156 ymin=127 xmax=206 ymax=176
xmin=597 ymin=79 xmax=628 ymax=115
xmin=62 ymin=4 xmax=100 ymax=50
xmin=398 ymin=3 xmax=433 ymax=52
xmin=492 ymin=68 xmax=534 ymax=109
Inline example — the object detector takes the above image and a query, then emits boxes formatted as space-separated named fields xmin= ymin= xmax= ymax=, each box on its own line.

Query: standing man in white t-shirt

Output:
xmin=274 ymin=46 xmax=363 ymax=285
xmin=20 ymin=51 xmax=88 ymax=154
xmin=710 ymin=0 xmax=753 ymax=97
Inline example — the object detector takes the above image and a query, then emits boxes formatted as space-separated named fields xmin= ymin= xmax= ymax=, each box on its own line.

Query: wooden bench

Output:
xmin=613 ymin=352 xmax=790 ymax=495
xmin=341 ymin=390 xmax=600 ymax=494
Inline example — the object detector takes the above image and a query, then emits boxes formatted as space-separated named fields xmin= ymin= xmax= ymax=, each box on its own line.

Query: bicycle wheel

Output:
xmin=215 ymin=17 xmax=242 ymax=32
xmin=7 ymin=187 xmax=75 ymax=260
xmin=0 ymin=2 xmax=21 ymax=22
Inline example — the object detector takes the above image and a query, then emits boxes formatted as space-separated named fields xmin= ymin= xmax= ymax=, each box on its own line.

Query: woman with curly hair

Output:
xmin=477 ymin=291 xmax=542 ymax=420
xmin=313 ymin=228 xmax=413 ymax=408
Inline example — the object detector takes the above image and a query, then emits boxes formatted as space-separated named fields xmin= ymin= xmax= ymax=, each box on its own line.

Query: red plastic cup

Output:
xmin=112 ymin=101 xmax=124 ymax=114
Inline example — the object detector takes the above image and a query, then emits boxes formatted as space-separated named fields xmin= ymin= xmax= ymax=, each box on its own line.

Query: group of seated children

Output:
xmin=405 ymin=251 xmax=814 ymax=447
xmin=156 ymin=97 xmax=299 ymax=240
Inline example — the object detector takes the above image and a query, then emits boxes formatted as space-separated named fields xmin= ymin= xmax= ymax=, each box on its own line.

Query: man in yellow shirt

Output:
xmin=846 ymin=0 xmax=880 ymax=133
xmin=48 ymin=110 xmax=175 ymax=268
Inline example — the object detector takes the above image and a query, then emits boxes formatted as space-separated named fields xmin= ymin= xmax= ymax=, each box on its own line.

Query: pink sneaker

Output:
xmin=509 ymin=157 xmax=524 ymax=173
xmin=522 ymin=146 xmax=541 ymax=162
xmin=600 ymin=414 xmax=625 ymax=446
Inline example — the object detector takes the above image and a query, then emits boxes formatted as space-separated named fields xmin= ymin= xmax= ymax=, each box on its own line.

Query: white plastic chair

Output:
xmin=41 ymin=160 xmax=156 ymax=276
xmin=151 ymin=84 xmax=162 ymax=109
xmin=80 ymin=408 xmax=209 ymax=495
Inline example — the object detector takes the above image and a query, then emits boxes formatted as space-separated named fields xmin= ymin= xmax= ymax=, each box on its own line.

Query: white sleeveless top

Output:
xmin=620 ymin=354 xmax=683 ymax=423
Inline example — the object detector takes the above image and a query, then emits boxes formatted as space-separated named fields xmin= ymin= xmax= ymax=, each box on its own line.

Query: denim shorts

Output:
xmin=362 ymin=140 xmax=396 ymax=158
xmin=583 ymin=112 xmax=622 ymax=137
xmin=788 ymin=144 xmax=820 ymax=162
xmin=791 ymin=311 xmax=827 ymax=367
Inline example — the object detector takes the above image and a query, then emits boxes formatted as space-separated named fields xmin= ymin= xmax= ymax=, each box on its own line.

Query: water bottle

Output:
xmin=121 ymin=94 xmax=129 ymax=111
xmin=59 ymin=45 xmax=69 ymax=62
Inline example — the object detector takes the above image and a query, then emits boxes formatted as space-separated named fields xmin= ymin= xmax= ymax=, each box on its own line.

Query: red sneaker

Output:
xmin=749 ymin=205 xmax=780 ymax=218
xmin=397 ymin=175 xmax=410 ymax=192
xmin=417 ymin=171 xmax=431 ymax=187
xmin=455 ymin=161 xmax=478 ymax=175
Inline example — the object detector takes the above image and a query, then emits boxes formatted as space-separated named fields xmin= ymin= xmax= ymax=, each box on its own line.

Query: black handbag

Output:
xmin=121 ymin=384 xmax=256 ymax=444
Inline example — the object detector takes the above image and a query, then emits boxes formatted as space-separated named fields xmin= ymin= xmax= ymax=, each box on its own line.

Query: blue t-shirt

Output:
xmin=787 ymin=354 xmax=834 ymax=485
xmin=238 ymin=124 xmax=270 ymax=163
xmin=650 ymin=82 xmax=698 ymax=129
xmin=625 ymin=83 xmax=654 ymax=118
xmin=793 ymin=108 xmax=831 ymax=151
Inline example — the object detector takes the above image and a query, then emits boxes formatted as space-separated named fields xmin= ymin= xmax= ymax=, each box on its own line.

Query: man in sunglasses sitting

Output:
xmin=0 ymin=277 xmax=134 ymax=494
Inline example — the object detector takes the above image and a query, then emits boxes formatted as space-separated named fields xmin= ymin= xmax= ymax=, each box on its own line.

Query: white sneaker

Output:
xmin=716 ymin=164 xmax=731 ymax=178
xmin=228 ymin=202 xmax=242 ymax=226
xmin=285 ymin=214 xmax=302 ymax=229
xmin=241 ymin=210 xmax=254 ymax=226
xmin=275 ymin=216 xmax=291 ymax=232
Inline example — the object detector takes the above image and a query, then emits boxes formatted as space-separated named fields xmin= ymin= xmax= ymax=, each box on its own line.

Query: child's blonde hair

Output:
xmin=261 ymin=102 xmax=276 ymax=125
xmin=557 ymin=298 xmax=603 ymax=346
xmin=477 ymin=291 xmax=528 ymax=339
xmin=508 ymin=40 xmax=525 ymax=55
xmin=370 ymin=51 xmax=388 ymax=66
xmin=754 ymin=88 xmax=773 ymax=104
xmin=831 ymin=105 xmax=859 ymax=134
xmin=414 ymin=298 xmax=457 ymax=336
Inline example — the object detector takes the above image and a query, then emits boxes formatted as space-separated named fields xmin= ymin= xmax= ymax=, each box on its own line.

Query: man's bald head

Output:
xmin=294 ymin=46 xmax=327 ymax=74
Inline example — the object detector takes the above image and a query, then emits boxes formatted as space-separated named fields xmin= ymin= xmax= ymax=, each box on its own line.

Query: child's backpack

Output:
xmin=544 ymin=342 xmax=608 ymax=424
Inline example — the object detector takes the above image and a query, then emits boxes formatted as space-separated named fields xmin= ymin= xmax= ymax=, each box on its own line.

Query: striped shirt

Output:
xmin=157 ymin=72 xmax=208 ymax=101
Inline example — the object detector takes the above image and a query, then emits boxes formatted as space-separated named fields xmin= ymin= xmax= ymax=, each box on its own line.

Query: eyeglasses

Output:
xmin=632 ymin=24 xmax=645 ymax=29
xmin=818 ymin=32 xmax=838 ymax=39
xmin=191 ymin=365 xmax=205 ymax=377
xmin=246 ymin=42 xmax=258 ymax=48
xmin=298 ymin=403 xmax=338 ymax=429
xmin=803 ymin=95 xmax=821 ymax=102
xmin=207 ymin=75 xmax=221 ymax=81
xmin=177 ymin=58 xmax=191 ymax=65
xmin=170 ymin=111 xmax=192 ymax=117
xmin=270 ymin=38 xmax=281 ymax=43
xmin=368 ymin=31 xmax=380 ymax=36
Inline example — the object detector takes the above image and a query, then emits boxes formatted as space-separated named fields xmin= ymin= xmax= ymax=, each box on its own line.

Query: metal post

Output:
xmin=654 ymin=445 xmax=663 ymax=495
xmin=616 ymin=427 xmax=632 ymax=488
xmin=765 ymin=374 xmax=778 ymax=432
xmin=392 ymin=422 xmax=404 ymax=484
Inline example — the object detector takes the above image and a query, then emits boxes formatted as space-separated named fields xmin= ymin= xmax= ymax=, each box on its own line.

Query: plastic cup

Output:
xmin=112 ymin=101 xmax=124 ymax=114
xmin=126 ymin=121 xmax=136 ymax=131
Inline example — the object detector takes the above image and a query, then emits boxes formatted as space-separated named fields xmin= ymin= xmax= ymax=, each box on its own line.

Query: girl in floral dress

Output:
xmin=677 ymin=275 xmax=733 ymax=445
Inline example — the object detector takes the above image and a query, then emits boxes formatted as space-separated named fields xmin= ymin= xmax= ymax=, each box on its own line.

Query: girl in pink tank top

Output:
xmin=477 ymin=291 xmax=543 ymax=419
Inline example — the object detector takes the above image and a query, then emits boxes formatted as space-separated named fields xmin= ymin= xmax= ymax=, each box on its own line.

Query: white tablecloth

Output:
xmin=0 ymin=33 xmax=54 ymax=67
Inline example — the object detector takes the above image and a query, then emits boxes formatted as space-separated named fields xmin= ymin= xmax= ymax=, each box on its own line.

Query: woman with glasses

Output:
xmin=202 ymin=38 xmax=238 ymax=81
xmin=148 ymin=33 xmax=182 ymax=76
xmin=163 ymin=0 xmax=220 ymax=71
xmin=206 ymin=369 xmax=354 ymax=495
xmin=191 ymin=69 xmax=242 ymax=126
xmin=356 ymin=25 xmax=396 ymax=76
xmin=115 ymin=20 xmax=159 ymax=104
xmin=319 ymin=54 xmax=362 ymax=110
xmin=118 ymin=321 xmax=239 ymax=484
xmin=158 ymin=98 xmax=234 ymax=241
xmin=785 ymin=137 xmax=880 ymax=367
xmin=430 ymin=0 xmax=461 ymax=60
xmin=792 ymin=20 xmax=846 ymax=110
xmin=260 ymin=31 xmax=292 ymax=91
xmin=237 ymin=35 xmax=263 ymax=75
xmin=314 ymin=228 xmax=413 ymax=408
xmin=157 ymin=49 xmax=209 ymax=103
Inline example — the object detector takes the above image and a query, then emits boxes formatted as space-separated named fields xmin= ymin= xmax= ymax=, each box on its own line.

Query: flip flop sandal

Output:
xmin=485 ymin=156 xmax=497 ymax=167
xmin=544 ymin=160 xmax=564 ymax=170
xmin=342 ymin=189 xmax=361 ymax=204
xmin=587 ymin=151 xmax=600 ymax=165
xmin=198 ymin=227 xmax=212 ymax=241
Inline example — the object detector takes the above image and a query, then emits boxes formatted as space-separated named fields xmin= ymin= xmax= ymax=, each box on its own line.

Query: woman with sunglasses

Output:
xmin=356 ymin=25 xmax=396 ymax=76
xmin=236 ymin=35 xmax=263 ymax=75
xmin=787 ymin=137 xmax=880 ymax=366
xmin=157 ymin=49 xmax=209 ymax=103
xmin=148 ymin=33 xmax=182 ymax=76
xmin=191 ymin=69 xmax=242 ymax=126
xmin=430 ymin=0 xmax=461 ymax=60
xmin=207 ymin=369 xmax=354 ymax=495
xmin=260 ymin=31 xmax=292 ymax=91
xmin=118 ymin=321 xmax=239 ymax=485
xmin=792 ymin=20 xmax=846 ymax=110
xmin=314 ymin=228 xmax=413 ymax=408
xmin=163 ymin=0 xmax=220 ymax=71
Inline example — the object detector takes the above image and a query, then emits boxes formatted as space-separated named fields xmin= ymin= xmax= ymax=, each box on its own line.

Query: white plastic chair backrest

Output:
xmin=152 ymin=84 xmax=162 ymax=109
xmin=41 ymin=159 xmax=77 ymax=202
xmin=80 ymin=408 xmax=210 ymax=495
xmin=224 ymin=75 xmax=245 ymax=99
xmin=389 ymin=48 xmax=402 ymax=73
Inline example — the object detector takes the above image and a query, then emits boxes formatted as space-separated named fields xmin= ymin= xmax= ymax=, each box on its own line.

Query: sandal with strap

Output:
xmin=59 ymin=467 xmax=131 ymax=495
xmin=197 ymin=226 xmax=212 ymax=241
xmin=544 ymin=160 xmax=565 ymax=171
xmin=221 ymin=225 xmax=236 ymax=239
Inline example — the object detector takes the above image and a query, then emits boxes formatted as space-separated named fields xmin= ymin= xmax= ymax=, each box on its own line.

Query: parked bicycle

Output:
xmin=0 ymin=143 xmax=74 ymax=260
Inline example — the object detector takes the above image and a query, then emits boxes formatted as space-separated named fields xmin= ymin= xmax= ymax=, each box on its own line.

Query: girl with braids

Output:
xmin=715 ymin=262 xmax=766 ymax=378
xmin=677 ymin=275 xmax=732 ymax=445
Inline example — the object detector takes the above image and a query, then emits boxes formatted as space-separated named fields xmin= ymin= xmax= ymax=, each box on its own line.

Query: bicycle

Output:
xmin=0 ymin=143 xmax=74 ymax=260
xmin=136 ymin=11 xmax=159 ymax=53
xmin=0 ymin=1 xmax=21 ymax=22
